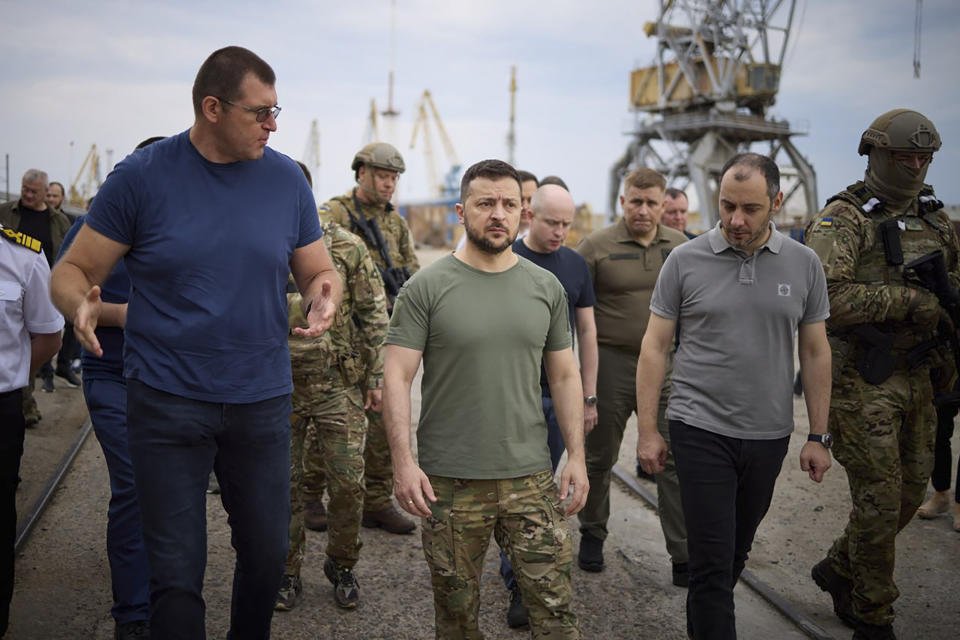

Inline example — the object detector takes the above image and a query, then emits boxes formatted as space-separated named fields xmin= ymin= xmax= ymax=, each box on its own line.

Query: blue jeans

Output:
xmin=126 ymin=380 xmax=291 ymax=640
xmin=669 ymin=420 xmax=789 ymax=640
xmin=500 ymin=396 xmax=565 ymax=591
xmin=84 ymin=377 xmax=150 ymax=625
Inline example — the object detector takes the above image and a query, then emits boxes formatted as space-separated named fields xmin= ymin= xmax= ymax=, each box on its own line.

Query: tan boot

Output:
xmin=917 ymin=490 xmax=951 ymax=519
xmin=304 ymin=500 xmax=328 ymax=532
xmin=952 ymin=502 xmax=960 ymax=532
xmin=361 ymin=505 xmax=416 ymax=534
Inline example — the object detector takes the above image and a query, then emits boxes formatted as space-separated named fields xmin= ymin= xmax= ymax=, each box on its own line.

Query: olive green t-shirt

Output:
xmin=387 ymin=253 xmax=572 ymax=479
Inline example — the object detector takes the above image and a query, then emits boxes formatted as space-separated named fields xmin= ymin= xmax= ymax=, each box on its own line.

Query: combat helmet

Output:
xmin=351 ymin=142 xmax=406 ymax=175
xmin=858 ymin=109 xmax=942 ymax=156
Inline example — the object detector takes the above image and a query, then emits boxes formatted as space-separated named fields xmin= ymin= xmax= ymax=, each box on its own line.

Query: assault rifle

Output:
xmin=904 ymin=250 xmax=960 ymax=406
xmin=347 ymin=191 xmax=411 ymax=310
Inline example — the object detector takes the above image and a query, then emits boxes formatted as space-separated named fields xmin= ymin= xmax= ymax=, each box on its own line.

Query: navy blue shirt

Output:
xmin=84 ymin=130 xmax=322 ymax=402
xmin=59 ymin=216 xmax=129 ymax=381
xmin=513 ymin=238 xmax=596 ymax=395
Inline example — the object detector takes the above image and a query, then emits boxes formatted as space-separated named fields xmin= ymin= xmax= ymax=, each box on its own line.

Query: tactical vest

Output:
xmin=287 ymin=227 xmax=364 ymax=386
xmin=826 ymin=181 xmax=952 ymax=290
xmin=824 ymin=182 xmax=954 ymax=382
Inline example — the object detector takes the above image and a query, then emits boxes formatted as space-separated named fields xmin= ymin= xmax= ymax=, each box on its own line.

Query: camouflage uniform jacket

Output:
xmin=805 ymin=181 xmax=960 ymax=355
xmin=319 ymin=189 xmax=420 ymax=274
xmin=288 ymin=221 xmax=389 ymax=399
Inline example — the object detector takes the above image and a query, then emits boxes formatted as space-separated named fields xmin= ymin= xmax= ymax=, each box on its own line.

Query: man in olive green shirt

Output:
xmin=576 ymin=167 xmax=688 ymax=582
xmin=384 ymin=159 xmax=588 ymax=639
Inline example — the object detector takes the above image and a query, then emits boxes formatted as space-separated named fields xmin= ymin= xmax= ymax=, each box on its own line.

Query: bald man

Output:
xmin=503 ymin=184 xmax=598 ymax=627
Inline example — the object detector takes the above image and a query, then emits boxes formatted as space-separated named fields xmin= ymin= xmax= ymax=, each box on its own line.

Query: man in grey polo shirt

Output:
xmin=635 ymin=153 xmax=833 ymax=640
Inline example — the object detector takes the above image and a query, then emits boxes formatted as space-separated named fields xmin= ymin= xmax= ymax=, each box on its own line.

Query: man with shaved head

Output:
xmin=494 ymin=183 xmax=598 ymax=627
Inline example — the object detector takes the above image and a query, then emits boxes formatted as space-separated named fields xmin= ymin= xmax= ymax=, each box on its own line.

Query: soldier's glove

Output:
xmin=908 ymin=288 xmax=942 ymax=331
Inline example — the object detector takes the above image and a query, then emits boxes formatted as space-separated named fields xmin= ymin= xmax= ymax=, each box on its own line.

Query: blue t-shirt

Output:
xmin=84 ymin=130 xmax=322 ymax=402
xmin=513 ymin=239 xmax=596 ymax=395
xmin=59 ymin=215 xmax=130 ymax=381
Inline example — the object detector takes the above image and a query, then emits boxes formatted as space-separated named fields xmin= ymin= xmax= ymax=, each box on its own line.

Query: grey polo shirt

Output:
xmin=649 ymin=222 xmax=829 ymax=439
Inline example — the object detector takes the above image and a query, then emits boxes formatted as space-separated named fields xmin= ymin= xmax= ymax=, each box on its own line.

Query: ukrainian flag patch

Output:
xmin=819 ymin=218 xmax=834 ymax=227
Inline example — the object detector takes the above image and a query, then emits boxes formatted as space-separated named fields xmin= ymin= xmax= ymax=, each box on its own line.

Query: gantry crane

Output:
xmin=68 ymin=144 xmax=102 ymax=208
xmin=410 ymin=90 xmax=461 ymax=199
xmin=610 ymin=0 xmax=816 ymax=227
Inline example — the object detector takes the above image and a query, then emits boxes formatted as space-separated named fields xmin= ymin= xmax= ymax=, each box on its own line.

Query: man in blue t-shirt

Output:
xmin=505 ymin=183 xmax=597 ymax=627
xmin=51 ymin=47 xmax=342 ymax=639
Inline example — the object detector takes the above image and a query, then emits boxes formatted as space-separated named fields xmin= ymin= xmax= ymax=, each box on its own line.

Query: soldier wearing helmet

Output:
xmin=313 ymin=142 xmax=420 ymax=538
xmin=805 ymin=110 xmax=957 ymax=640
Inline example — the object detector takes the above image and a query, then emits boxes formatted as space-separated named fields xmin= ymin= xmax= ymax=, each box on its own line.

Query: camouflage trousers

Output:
xmin=826 ymin=366 xmax=935 ymax=625
xmin=422 ymin=471 xmax=580 ymax=639
xmin=362 ymin=407 xmax=394 ymax=510
xmin=286 ymin=385 xmax=367 ymax=575
xmin=304 ymin=396 xmax=394 ymax=511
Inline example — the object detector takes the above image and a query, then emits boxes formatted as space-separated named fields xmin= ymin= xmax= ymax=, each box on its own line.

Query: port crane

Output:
xmin=610 ymin=0 xmax=816 ymax=227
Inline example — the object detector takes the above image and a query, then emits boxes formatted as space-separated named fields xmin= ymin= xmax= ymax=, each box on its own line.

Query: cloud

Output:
xmin=1 ymin=0 xmax=958 ymax=215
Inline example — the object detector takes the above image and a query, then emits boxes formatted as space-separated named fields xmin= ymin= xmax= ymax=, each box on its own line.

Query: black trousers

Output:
xmin=932 ymin=406 xmax=960 ymax=501
xmin=669 ymin=420 xmax=789 ymax=640
xmin=0 ymin=388 xmax=26 ymax=637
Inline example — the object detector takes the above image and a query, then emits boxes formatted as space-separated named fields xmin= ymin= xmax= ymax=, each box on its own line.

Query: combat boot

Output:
xmin=274 ymin=574 xmax=302 ymax=611
xmin=324 ymin=557 xmax=360 ymax=609
xmin=852 ymin=621 xmax=896 ymax=640
xmin=811 ymin=558 xmax=856 ymax=627
xmin=506 ymin=584 xmax=529 ymax=629
xmin=362 ymin=505 xmax=415 ymax=534
xmin=578 ymin=531 xmax=604 ymax=572
xmin=55 ymin=366 xmax=81 ymax=388
xmin=304 ymin=500 xmax=328 ymax=532
xmin=916 ymin=490 xmax=950 ymax=519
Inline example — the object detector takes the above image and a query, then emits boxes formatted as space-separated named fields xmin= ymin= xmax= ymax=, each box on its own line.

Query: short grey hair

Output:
xmin=22 ymin=169 xmax=49 ymax=187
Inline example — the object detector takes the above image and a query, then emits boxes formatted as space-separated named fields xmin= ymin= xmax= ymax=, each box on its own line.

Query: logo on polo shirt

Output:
xmin=778 ymin=283 xmax=791 ymax=296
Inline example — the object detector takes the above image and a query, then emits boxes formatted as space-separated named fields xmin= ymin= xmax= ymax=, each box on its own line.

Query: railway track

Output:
xmin=612 ymin=465 xmax=835 ymax=640
xmin=14 ymin=418 xmax=93 ymax=553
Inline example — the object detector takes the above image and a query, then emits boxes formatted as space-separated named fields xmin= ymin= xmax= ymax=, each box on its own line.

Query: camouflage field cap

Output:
xmin=858 ymin=109 xmax=942 ymax=156
xmin=351 ymin=142 xmax=406 ymax=174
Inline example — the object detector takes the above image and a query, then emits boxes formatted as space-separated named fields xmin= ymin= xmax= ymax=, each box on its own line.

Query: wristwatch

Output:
xmin=807 ymin=433 xmax=833 ymax=449
xmin=584 ymin=395 xmax=598 ymax=407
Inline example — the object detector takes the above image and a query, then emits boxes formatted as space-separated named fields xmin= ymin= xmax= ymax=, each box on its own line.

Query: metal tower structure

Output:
xmin=302 ymin=119 xmax=321 ymax=198
xmin=609 ymin=0 xmax=817 ymax=227
xmin=410 ymin=90 xmax=461 ymax=198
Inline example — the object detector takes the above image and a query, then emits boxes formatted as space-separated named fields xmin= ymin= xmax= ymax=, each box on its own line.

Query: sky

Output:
xmin=1 ymin=0 xmax=959 ymax=221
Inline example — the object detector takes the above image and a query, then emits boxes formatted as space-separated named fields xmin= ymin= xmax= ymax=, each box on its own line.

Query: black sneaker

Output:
xmin=41 ymin=373 xmax=55 ymax=392
xmin=578 ymin=532 xmax=604 ymax=572
xmin=811 ymin=558 xmax=857 ymax=628
xmin=274 ymin=574 xmax=302 ymax=611
xmin=324 ymin=557 xmax=359 ymax=609
xmin=55 ymin=367 xmax=81 ymax=388
xmin=506 ymin=584 xmax=529 ymax=629
xmin=671 ymin=562 xmax=689 ymax=588
xmin=115 ymin=620 xmax=149 ymax=640
xmin=853 ymin=621 xmax=897 ymax=640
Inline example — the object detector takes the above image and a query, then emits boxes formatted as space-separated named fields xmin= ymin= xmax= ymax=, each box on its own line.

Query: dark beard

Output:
xmin=464 ymin=223 xmax=515 ymax=255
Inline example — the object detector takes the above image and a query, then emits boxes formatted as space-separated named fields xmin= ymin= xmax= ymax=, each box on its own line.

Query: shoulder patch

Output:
xmin=819 ymin=218 xmax=833 ymax=227
xmin=0 ymin=225 xmax=42 ymax=253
